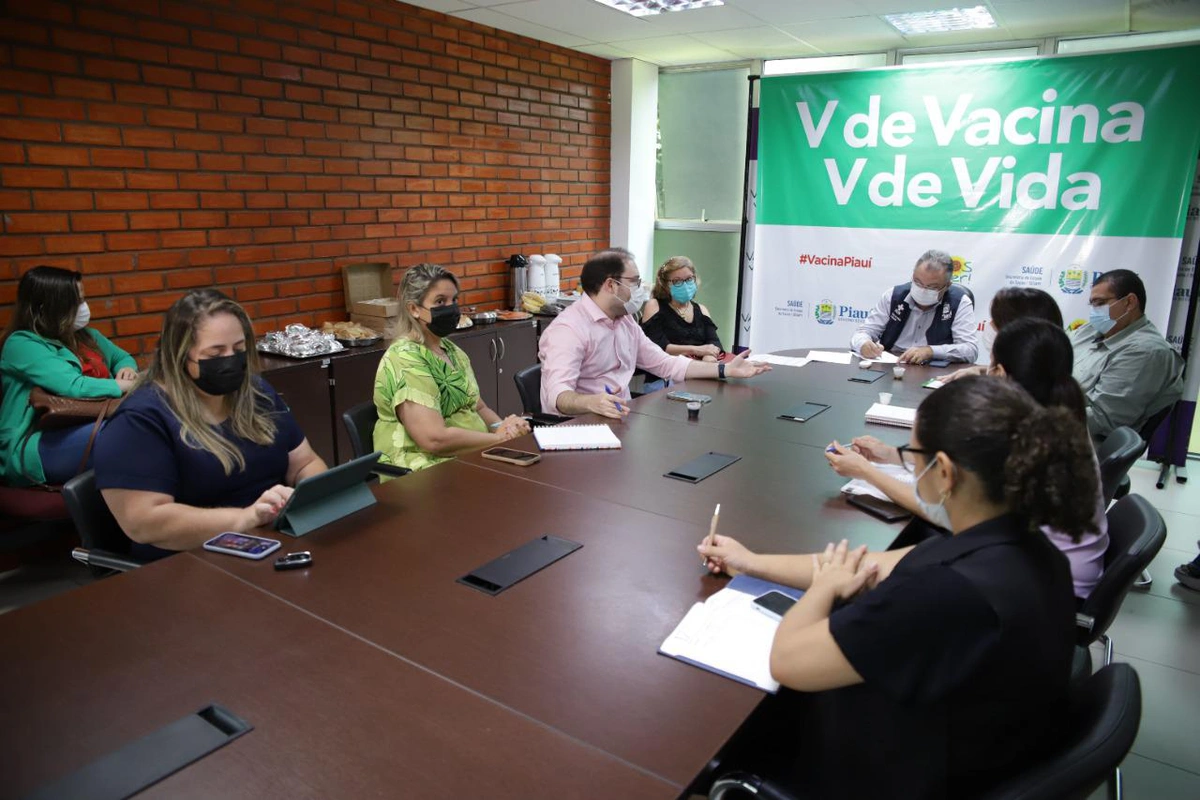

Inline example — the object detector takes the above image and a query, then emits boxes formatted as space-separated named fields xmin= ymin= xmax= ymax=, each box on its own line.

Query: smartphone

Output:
xmin=666 ymin=391 xmax=713 ymax=404
xmin=481 ymin=447 xmax=541 ymax=466
xmin=848 ymin=370 xmax=887 ymax=384
xmin=847 ymin=494 xmax=912 ymax=523
xmin=202 ymin=532 xmax=281 ymax=560
xmin=928 ymin=359 xmax=951 ymax=368
xmin=752 ymin=590 xmax=797 ymax=621
xmin=778 ymin=402 xmax=831 ymax=423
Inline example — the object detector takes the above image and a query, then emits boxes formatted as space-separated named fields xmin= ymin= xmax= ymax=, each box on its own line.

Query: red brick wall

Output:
xmin=0 ymin=0 xmax=611 ymax=359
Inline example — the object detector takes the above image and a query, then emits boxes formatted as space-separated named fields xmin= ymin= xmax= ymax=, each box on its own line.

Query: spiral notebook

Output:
xmin=533 ymin=424 xmax=622 ymax=451
xmin=864 ymin=402 xmax=917 ymax=428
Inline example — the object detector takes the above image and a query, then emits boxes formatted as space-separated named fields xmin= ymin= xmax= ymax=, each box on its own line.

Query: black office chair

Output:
xmin=1077 ymin=494 xmax=1167 ymax=666
xmin=1096 ymin=426 xmax=1146 ymax=506
xmin=341 ymin=401 xmax=410 ymax=479
xmin=1112 ymin=404 xmax=1174 ymax=504
xmin=513 ymin=363 xmax=542 ymax=415
xmin=61 ymin=469 xmax=146 ymax=573
xmin=709 ymin=664 xmax=1142 ymax=800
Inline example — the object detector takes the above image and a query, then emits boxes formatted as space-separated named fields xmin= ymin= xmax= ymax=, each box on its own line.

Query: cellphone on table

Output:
xmin=752 ymin=590 xmax=798 ymax=622
xmin=666 ymin=391 xmax=713 ymax=404
xmin=274 ymin=551 xmax=313 ymax=571
xmin=848 ymin=370 xmax=887 ymax=384
xmin=778 ymin=401 xmax=831 ymax=423
xmin=928 ymin=359 xmax=951 ymax=368
xmin=847 ymin=493 xmax=912 ymax=523
xmin=202 ymin=532 xmax=281 ymax=560
xmin=481 ymin=447 xmax=542 ymax=466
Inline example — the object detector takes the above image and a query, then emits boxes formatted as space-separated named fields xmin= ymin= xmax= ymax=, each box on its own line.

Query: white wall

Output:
xmin=609 ymin=58 xmax=658 ymax=278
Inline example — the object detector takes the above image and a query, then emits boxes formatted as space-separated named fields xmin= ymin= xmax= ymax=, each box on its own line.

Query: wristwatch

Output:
xmin=718 ymin=362 xmax=726 ymax=380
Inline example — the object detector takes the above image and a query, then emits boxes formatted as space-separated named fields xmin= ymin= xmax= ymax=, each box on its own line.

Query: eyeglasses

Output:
xmin=1088 ymin=295 xmax=1124 ymax=308
xmin=669 ymin=277 xmax=696 ymax=288
xmin=912 ymin=276 xmax=948 ymax=292
xmin=896 ymin=444 xmax=929 ymax=473
xmin=614 ymin=275 xmax=642 ymax=288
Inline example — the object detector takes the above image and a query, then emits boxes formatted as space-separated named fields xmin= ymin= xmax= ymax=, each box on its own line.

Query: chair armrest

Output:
xmin=72 ymin=547 xmax=146 ymax=572
xmin=710 ymin=772 xmax=801 ymax=800
xmin=1076 ymin=612 xmax=1095 ymax=633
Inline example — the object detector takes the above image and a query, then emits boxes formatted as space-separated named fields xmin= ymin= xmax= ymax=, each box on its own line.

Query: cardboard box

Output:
xmin=351 ymin=313 xmax=398 ymax=340
xmin=342 ymin=262 xmax=396 ymax=316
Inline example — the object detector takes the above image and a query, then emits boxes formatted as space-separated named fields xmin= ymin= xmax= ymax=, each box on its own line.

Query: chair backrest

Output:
xmin=342 ymin=401 xmax=377 ymax=460
xmin=513 ymin=363 xmax=542 ymax=415
xmin=1095 ymin=426 xmax=1145 ymax=506
xmin=61 ymin=469 xmax=133 ymax=555
xmin=1079 ymin=494 xmax=1167 ymax=644
xmin=979 ymin=663 xmax=1141 ymax=800
xmin=1138 ymin=403 xmax=1172 ymax=444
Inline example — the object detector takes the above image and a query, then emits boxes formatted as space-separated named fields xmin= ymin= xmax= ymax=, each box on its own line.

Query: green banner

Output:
xmin=757 ymin=46 xmax=1200 ymax=237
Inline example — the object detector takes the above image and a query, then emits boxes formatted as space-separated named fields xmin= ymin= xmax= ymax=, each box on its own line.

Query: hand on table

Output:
xmin=940 ymin=365 xmax=987 ymax=383
xmin=494 ymin=415 xmax=531 ymax=440
xmin=726 ymin=351 xmax=772 ymax=379
xmin=824 ymin=441 xmax=872 ymax=479
xmin=859 ymin=341 xmax=885 ymax=359
xmin=697 ymin=533 xmax=756 ymax=576
xmin=898 ymin=346 xmax=934 ymax=365
xmin=849 ymin=435 xmax=900 ymax=465
xmin=585 ymin=391 xmax=630 ymax=419
xmin=810 ymin=539 xmax=879 ymax=601
xmin=242 ymin=484 xmax=294 ymax=529
xmin=691 ymin=344 xmax=721 ymax=359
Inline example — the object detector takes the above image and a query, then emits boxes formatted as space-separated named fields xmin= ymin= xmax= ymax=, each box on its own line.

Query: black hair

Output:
xmin=1095 ymin=269 xmax=1147 ymax=313
xmin=992 ymin=318 xmax=1086 ymax=425
xmin=580 ymin=252 xmax=628 ymax=296
xmin=1 ymin=265 xmax=94 ymax=354
xmin=989 ymin=287 xmax=1063 ymax=330
xmin=916 ymin=376 xmax=1098 ymax=541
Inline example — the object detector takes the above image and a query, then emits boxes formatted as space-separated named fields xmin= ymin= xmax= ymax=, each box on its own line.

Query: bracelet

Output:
xmin=489 ymin=421 xmax=502 ymax=430
xmin=718 ymin=362 xmax=726 ymax=380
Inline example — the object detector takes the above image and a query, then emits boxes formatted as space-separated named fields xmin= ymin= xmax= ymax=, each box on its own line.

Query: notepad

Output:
xmin=864 ymin=402 xmax=917 ymax=428
xmin=806 ymin=350 xmax=854 ymax=365
xmin=533 ymin=424 xmax=621 ymax=451
xmin=841 ymin=463 xmax=914 ymax=501
xmin=860 ymin=351 xmax=900 ymax=366
xmin=659 ymin=575 xmax=803 ymax=693
xmin=749 ymin=354 xmax=809 ymax=368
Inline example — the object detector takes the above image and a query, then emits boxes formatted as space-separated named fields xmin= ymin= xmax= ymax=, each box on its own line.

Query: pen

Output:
xmin=702 ymin=503 xmax=720 ymax=566
xmin=604 ymin=385 xmax=625 ymax=413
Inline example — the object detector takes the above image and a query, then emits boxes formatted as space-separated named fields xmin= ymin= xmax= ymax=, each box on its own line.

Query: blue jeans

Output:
xmin=38 ymin=421 xmax=105 ymax=483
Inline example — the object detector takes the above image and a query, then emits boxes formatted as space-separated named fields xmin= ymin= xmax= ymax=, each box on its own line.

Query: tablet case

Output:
xmin=276 ymin=451 xmax=381 ymax=537
xmin=664 ymin=452 xmax=742 ymax=483
xmin=457 ymin=535 xmax=582 ymax=596
xmin=23 ymin=704 xmax=251 ymax=800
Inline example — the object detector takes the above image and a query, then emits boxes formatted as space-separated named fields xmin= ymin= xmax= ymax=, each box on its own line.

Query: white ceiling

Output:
xmin=401 ymin=0 xmax=1200 ymax=66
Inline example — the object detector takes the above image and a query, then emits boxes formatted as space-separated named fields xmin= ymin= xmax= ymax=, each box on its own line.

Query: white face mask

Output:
xmin=909 ymin=284 xmax=943 ymax=308
xmin=73 ymin=301 xmax=91 ymax=331
xmin=617 ymin=280 xmax=650 ymax=317
xmin=913 ymin=457 xmax=952 ymax=530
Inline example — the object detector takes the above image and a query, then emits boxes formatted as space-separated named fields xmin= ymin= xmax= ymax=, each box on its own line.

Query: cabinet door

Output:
xmin=450 ymin=330 xmax=499 ymax=412
xmin=331 ymin=349 xmax=386 ymax=464
xmin=494 ymin=322 xmax=538 ymax=417
xmin=263 ymin=360 xmax=335 ymax=465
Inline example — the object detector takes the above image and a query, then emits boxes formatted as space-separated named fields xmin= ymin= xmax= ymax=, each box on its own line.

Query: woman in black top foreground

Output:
xmin=699 ymin=376 xmax=1097 ymax=799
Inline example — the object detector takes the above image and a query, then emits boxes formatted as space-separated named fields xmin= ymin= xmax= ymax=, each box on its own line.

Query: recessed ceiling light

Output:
xmin=592 ymin=0 xmax=724 ymax=19
xmin=884 ymin=5 xmax=998 ymax=35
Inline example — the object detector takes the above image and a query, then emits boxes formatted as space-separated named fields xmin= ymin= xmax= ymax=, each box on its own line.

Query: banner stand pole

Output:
xmin=1156 ymin=215 xmax=1200 ymax=488
xmin=733 ymin=74 xmax=759 ymax=351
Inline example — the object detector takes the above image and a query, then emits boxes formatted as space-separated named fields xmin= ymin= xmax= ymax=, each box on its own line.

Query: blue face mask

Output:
xmin=1089 ymin=298 xmax=1128 ymax=336
xmin=669 ymin=279 xmax=697 ymax=305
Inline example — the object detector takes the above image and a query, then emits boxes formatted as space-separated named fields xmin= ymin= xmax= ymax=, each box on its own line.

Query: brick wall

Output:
xmin=0 ymin=0 xmax=611 ymax=359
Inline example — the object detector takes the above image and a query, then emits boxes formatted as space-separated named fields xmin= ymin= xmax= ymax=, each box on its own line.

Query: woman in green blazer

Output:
xmin=0 ymin=266 xmax=138 ymax=485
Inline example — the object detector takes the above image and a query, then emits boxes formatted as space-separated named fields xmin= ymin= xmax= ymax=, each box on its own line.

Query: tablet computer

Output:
xmin=275 ymin=451 xmax=382 ymax=537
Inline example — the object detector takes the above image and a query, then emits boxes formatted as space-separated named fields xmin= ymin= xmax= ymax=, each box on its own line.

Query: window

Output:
xmin=763 ymin=53 xmax=887 ymax=76
xmin=901 ymin=46 xmax=1039 ymax=66
xmin=1057 ymin=29 xmax=1200 ymax=54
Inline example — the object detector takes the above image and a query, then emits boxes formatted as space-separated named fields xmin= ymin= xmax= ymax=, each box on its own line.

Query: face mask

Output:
xmin=619 ymin=282 xmax=650 ymax=317
xmin=1089 ymin=299 xmax=1129 ymax=336
xmin=191 ymin=351 xmax=247 ymax=396
xmin=669 ymin=279 xmax=697 ymax=305
xmin=423 ymin=304 xmax=460 ymax=337
xmin=73 ymin=301 xmax=91 ymax=331
xmin=913 ymin=458 xmax=952 ymax=530
xmin=980 ymin=323 xmax=996 ymax=358
xmin=909 ymin=284 xmax=943 ymax=308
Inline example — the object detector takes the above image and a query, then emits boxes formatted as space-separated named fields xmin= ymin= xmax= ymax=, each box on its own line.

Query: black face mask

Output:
xmin=424 ymin=304 xmax=460 ymax=337
xmin=191 ymin=351 xmax=247 ymax=396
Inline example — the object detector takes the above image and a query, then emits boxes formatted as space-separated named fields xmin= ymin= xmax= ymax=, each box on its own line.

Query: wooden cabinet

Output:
xmin=264 ymin=358 xmax=336 ymax=465
xmin=448 ymin=320 xmax=538 ymax=418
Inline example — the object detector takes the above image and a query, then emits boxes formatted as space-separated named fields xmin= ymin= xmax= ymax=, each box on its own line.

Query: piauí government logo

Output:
xmin=1058 ymin=267 xmax=1087 ymax=294
xmin=815 ymin=299 xmax=836 ymax=325
xmin=951 ymin=255 xmax=972 ymax=284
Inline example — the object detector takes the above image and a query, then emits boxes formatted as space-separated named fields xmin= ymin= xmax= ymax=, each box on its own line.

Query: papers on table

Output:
xmin=805 ymin=350 xmax=854 ymax=365
xmin=659 ymin=575 xmax=803 ymax=692
xmin=533 ymin=424 xmax=621 ymax=451
xmin=748 ymin=354 xmax=809 ymax=368
xmin=859 ymin=351 xmax=900 ymax=366
xmin=864 ymin=403 xmax=917 ymax=428
xmin=841 ymin=463 xmax=914 ymax=502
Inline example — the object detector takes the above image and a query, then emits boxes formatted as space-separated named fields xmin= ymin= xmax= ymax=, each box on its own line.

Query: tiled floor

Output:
xmin=2 ymin=460 xmax=1199 ymax=797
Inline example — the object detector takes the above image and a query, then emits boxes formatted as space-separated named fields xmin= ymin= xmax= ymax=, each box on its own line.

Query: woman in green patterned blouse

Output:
xmin=373 ymin=263 xmax=530 ymax=472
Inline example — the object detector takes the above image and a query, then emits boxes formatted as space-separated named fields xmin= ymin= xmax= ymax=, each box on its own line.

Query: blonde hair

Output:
xmin=652 ymin=256 xmax=700 ymax=303
xmin=393 ymin=263 xmax=460 ymax=344
xmin=142 ymin=289 xmax=276 ymax=475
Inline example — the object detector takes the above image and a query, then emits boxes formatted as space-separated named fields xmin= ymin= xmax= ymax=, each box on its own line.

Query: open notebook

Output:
xmin=864 ymin=402 xmax=917 ymax=428
xmin=533 ymin=424 xmax=621 ymax=451
xmin=659 ymin=575 xmax=803 ymax=692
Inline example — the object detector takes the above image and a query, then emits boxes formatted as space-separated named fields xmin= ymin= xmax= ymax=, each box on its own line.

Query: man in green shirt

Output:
xmin=1070 ymin=269 xmax=1183 ymax=442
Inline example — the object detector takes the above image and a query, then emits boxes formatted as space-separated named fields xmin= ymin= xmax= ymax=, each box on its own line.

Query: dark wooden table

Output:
xmin=0 ymin=555 xmax=674 ymax=800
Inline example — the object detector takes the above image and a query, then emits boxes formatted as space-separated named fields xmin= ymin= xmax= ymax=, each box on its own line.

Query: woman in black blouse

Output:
xmin=640 ymin=256 xmax=723 ymax=389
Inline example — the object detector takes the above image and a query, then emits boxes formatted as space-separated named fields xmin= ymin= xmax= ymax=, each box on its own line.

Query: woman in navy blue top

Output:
xmin=95 ymin=290 xmax=327 ymax=553
xmin=699 ymin=376 xmax=1098 ymax=798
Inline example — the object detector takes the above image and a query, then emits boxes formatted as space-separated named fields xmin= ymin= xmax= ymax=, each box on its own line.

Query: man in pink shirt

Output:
xmin=539 ymin=249 xmax=770 ymax=417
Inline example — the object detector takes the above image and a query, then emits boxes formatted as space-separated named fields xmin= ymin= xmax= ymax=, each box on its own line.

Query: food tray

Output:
xmin=336 ymin=337 xmax=383 ymax=348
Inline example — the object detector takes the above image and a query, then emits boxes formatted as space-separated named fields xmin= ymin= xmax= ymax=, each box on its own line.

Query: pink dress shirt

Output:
xmin=539 ymin=293 xmax=692 ymax=412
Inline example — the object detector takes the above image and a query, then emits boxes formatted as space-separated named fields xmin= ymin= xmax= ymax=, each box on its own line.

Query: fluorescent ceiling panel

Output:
xmin=884 ymin=5 xmax=998 ymax=35
xmin=592 ymin=0 xmax=725 ymax=19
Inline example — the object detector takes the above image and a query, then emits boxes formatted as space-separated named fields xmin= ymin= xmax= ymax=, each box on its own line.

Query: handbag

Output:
xmin=28 ymin=387 xmax=122 ymax=430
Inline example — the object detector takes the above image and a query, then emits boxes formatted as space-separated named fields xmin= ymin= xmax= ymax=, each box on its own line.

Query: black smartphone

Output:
xmin=847 ymin=494 xmax=912 ymax=523
xmin=752 ymin=590 xmax=797 ymax=621
xmin=928 ymin=359 xmax=951 ymax=368
xmin=848 ymin=370 xmax=887 ymax=384
xmin=778 ymin=402 xmax=831 ymax=423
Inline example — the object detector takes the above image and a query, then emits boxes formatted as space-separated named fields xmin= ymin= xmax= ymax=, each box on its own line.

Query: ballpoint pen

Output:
xmin=604 ymin=385 xmax=625 ymax=413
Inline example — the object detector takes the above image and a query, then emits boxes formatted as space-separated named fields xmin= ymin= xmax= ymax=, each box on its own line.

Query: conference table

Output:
xmin=0 ymin=349 xmax=947 ymax=799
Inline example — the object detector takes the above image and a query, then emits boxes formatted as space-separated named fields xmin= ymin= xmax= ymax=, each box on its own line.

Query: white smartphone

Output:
xmin=202 ymin=532 xmax=282 ymax=560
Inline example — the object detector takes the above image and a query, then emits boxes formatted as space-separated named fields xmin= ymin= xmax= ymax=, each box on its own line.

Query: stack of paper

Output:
xmin=659 ymin=575 xmax=803 ymax=692
xmin=805 ymin=350 xmax=854 ymax=365
xmin=533 ymin=424 xmax=621 ymax=451
xmin=748 ymin=354 xmax=809 ymax=368
xmin=840 ymin=463 xmax=914 ymax=501
xmin=859 ymin=351 xmax=900 ymax=366
xmin=864 ymin=403 xmax=917 ymax=428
